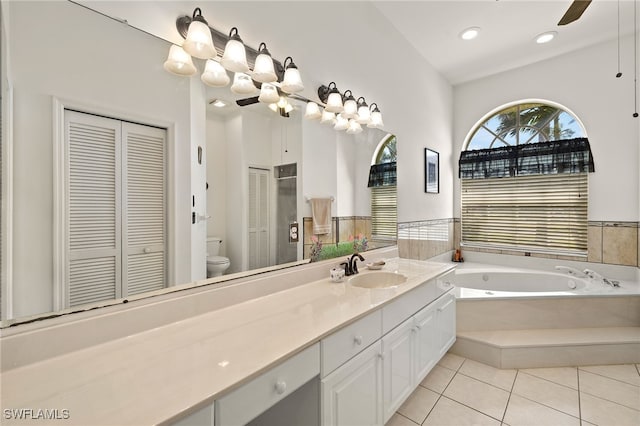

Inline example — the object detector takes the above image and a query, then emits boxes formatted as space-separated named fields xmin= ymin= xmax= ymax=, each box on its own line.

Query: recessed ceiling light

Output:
xmin=460 ymin=27 xmax=481 ymax=41
xmin=535 ymin=31 xmax=557 ymax=44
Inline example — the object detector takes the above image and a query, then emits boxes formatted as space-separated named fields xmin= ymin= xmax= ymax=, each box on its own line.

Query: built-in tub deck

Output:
xmin=447 ymin=256 xmax=640 ymax=368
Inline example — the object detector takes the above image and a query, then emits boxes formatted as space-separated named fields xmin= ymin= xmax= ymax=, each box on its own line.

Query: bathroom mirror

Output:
xmin=0 ymin=1 xmax=396 ymax=325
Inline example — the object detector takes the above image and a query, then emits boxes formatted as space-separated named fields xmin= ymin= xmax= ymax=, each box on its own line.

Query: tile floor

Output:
xmin=386 ymin=353 xmax=640 ymax=426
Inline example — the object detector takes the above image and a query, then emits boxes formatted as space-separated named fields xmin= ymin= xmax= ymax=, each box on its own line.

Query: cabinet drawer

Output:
xmin=321 ymin=309 xmax=382 ymax=377
xmin=215 ymin=343 xmax=319 ymax=426
xmin=382 ymin=278 xmax=438 ymax=334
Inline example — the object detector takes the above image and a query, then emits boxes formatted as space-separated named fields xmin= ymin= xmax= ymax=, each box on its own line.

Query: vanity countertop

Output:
xmin=0 ymin=258 xmax=455 ymax=425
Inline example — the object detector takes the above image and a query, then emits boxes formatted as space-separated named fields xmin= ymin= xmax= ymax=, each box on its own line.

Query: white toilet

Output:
xmin=206 ymin=237 xmax=230 ymax=277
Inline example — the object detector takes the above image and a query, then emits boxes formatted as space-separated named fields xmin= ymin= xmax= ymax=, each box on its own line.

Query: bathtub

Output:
xmin=449 ymin=259 xmax=640 ymax=299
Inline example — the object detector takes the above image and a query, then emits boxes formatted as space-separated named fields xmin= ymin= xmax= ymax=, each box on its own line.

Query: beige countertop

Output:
xmin=0 ymin=258 xmax=455 ymax=425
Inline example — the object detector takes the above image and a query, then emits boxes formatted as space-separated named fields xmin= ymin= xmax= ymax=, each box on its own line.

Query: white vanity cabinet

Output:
xmin=434 ymin=291 xmax=456 ymax=359
xmin=321 ymin=341 xmax=384 ymax=426
xmin=381 ymin=317 xmax=415 ymax=422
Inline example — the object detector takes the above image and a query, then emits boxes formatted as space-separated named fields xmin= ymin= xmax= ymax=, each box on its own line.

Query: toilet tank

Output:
xmin=206 ymin=237 xmax=222 ymax=256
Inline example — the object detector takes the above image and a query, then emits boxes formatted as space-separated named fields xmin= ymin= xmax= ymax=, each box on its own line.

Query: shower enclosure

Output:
xmin=274 ymin=163 xmax=297 ymax=265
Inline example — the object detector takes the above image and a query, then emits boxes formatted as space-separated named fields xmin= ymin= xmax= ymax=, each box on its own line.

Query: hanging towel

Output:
xmin=310 ymin=198 xmax=332 ymax=235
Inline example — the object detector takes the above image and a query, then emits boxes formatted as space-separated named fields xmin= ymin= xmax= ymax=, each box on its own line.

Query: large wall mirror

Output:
xmin=0 ymin=1 xmax=397 ymax=325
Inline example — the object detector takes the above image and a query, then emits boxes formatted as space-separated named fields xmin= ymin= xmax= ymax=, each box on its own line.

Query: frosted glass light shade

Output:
xmin=258 ymin=83 xmax=280 ymax=103
xmin=182 ymin=20 xmax=216 ymax=59
xmin=201 ymin=60 xmax=230 ymax=87
xmin=342 ymin=99 xmax=358 ymax=119
xmin=368 ymin=110 xmax=384 ymax=128
xmin=252 ymin=44 xmax=277 ymax=83
xmin=357 ymin=104 xmax=371 ymax=124
xmin=334 ymin=114 xmax=349 ymax=131
xmin=281 ymin=67 xmax=304 ymax=93
xmin=164 ymin=45 xmax=197 ymax=76
xmin=221 ymin=35 xmax=249 ymax=73
xmin=346 ymin=119 xmax=363 ymax=134
xmin=325 ymin=92 xmax=344 ymax=113
xmin=230 ymin=72 xmax=256 ymax=94
xmin=320 ymin=110 xmax=336 ymax=124
xmin=304 ymin=102 xmax=322 ymax=120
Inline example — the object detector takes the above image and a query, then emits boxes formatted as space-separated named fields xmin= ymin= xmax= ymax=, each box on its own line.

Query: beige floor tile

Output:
xmin=420 ymin=365 xmax=456 ymax=394
xmin=503 ymin=394 xmax=580 ymax=426
xmin=579 ymin=364 xmax=640 ymax=387
xmin=443 ymin=373 xmax=510 ymax=420
xmin=459 ymin=358 xmax=517 ymax=391
xmin=578 ymin=370 xmax=640 ymax=410
xmin=397 ymin=385 xmax=439 ymax=424
xmin=423 ymin=396 xmax=500 ymax=426
xmin=437 ymin=353 xmax=465 ymax=371
xmin=580 ymin=392 xmax=640 ymax=426
xmin=385 ymin=413 xmax=418 ymax=426
xmin=520 ymin=366 xmax=578 ymax=390
xmin=512 ymin=372 xmax=579 ymax=417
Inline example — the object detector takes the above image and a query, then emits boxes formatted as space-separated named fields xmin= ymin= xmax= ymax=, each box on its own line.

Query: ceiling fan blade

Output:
xmin=558 ymin=0 xmax=592 ymax=26
xmin=236 ymin=96 xmax=260 ymax=107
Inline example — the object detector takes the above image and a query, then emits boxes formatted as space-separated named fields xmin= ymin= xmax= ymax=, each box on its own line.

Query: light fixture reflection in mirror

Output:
xmin=0 ymin=0 xmax=397 ymax=326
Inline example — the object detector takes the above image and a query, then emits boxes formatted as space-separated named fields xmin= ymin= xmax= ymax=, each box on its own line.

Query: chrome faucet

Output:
xmin=342 ymin=253 xmax=365 ymax=276
xmin=584 ymin=269 xmax=620 ymax=287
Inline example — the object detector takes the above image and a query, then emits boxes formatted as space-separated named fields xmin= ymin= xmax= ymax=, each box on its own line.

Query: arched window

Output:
xmin=368 ymin=134 xmax=397 ymax=243
xmin=459 ymin=101 xmax=594 ymax=256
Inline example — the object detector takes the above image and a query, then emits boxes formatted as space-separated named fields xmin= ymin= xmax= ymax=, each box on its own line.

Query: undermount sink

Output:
xmin=349 ymin=271 xmax=408 ymax=289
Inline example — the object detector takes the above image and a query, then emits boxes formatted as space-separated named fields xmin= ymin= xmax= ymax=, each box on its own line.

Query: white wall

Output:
xmin=206 ymin=114 xmax=227 ymax=250
xmin=5 ymin=1 xmax=194 ymax=318
xmin=453 ymin=35 xmax=639 ymax=221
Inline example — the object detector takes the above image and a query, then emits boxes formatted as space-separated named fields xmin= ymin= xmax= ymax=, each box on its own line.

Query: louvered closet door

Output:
xmin=122 ymin=122 xmax=166 ymax=296
xmin=65 ymin=111 xmax=122 ymax=306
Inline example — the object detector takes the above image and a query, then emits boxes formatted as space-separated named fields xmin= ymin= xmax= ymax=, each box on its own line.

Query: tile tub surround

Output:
xmin=0 ymin=255 xmax=454 ymax=425
xmin=386 ymin=353 xmax=640 ymax=426
xmin=400 ymin=219 xmax=640 ymax=267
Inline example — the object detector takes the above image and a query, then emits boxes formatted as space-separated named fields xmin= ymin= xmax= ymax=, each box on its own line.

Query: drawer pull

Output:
xmin=274 ymin=380 xmax=287 ymax=395
xmin=353 ymin=335 xmax=363 ymax=346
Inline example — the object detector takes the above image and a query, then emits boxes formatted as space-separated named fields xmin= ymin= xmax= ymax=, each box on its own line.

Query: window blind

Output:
xmin=371 ymin=185 xmax=397 ymax=241
xmin=461 ymin=173 xmax=588 ymax=255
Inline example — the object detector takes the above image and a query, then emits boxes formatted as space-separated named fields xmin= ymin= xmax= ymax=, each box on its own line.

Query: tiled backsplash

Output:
xmin=398 ymin=218 xmax=640 ymax=267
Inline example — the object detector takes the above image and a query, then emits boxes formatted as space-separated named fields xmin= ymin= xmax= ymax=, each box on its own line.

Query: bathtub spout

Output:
xmin=555 ymin=266 xmax=588 ymax=278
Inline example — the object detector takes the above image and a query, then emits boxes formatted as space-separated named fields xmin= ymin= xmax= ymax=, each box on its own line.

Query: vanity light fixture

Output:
xmin=252 ymin=43 xmax=278 ymax=83
xmin=304 ymin=101 xmax=322 ymax=120
xmin=164 ymin=45 xmax=197 ymax=76
xmin=320 ymin=109 xmax=336 ymax=125
xmin=281 ymin=57 xmax=304 ymax=93
xmin=258 ymin=82 xmax=280 ymax=103
xmin=535 ymin=31 xmax=557 ymax=44
xmin=182 ymin=8 xmax=217 ymax=59
xmin=368 ymin=103 xmax=384 ymax=128
xmin=319 ymin=82 xmax=344 ymax=113
xmin=334 ymin=114 xmax=350 ymax=131
xmin=356 ymin=97 xmax=371 ymax=124
xmin=230 ymin=72 xmax=256 ymax=94
xmin=341 ymin=90 xmax=358 ymax=119
xmin=346 ymin=119 xmax=363 ymax=134
xmin=460 ymin=27 xmax=481 ymax=40
xmin=221 ymin=27 xmax=250 ymax=73
xmin=201 ymin=59 xmax=230 ymax=87
xmin=210 ymin=99 xmax=228 ymax=108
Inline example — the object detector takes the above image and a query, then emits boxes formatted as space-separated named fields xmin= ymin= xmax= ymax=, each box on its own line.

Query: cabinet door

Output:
xmin=382 ymin=317 xmax=415 ymax=423
xmin=413 ymin=303 xmax=438 ymax=383
xmin=436 ymin=292 xmax=456 ymax=358
xmin=322 ymin=341 xmax=383 ymax=426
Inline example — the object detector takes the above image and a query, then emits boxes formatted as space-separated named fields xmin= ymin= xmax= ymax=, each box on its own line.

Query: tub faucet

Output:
xmin=584 ymin=269 xmax=620 ymax=287
xmin=555 ymin=266 xmax=588 ymax=278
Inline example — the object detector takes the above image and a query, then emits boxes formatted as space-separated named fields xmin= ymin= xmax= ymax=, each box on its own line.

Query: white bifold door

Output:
xmin=64 ymin=110 xmax=166 ymax=308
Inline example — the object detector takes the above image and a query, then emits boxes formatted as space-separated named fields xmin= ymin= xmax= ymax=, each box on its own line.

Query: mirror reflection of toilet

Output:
xmin=206 ymin=237 xmax=230 ymax=277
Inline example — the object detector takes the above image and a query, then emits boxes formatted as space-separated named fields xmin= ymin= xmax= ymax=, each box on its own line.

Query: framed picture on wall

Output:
xmin=424 ymin=148 xmax=439 ymax=193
